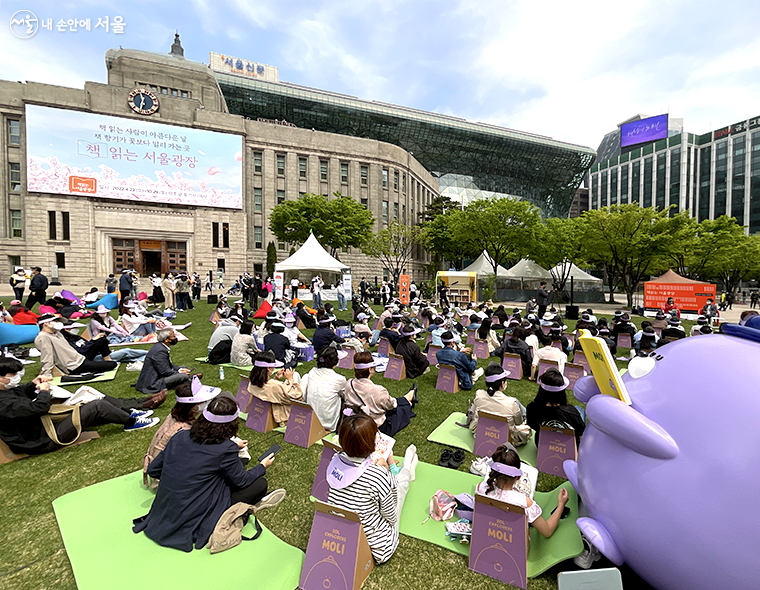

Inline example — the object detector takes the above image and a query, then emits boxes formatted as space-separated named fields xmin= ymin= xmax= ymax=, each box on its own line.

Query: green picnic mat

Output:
xmin=194 ymin=357 xmax=253 ymax=372
xmin=426 ymin=412 xmax=539 ymax=466
xmin=53 ymin=471 xmax=304 ymax=590
xmin=50 ymin=367 xmax=119 ymax=386
xmin=398 ymin=462 xmax=582 ymax=577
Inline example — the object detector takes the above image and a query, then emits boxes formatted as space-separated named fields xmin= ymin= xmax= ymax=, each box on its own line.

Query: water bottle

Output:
xmin=219 ymin=366 xmax=225 ymax=380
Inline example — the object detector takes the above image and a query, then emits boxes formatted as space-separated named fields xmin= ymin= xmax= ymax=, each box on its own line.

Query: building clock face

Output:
xmin=127 ymin=89 xmax=159 ymax=115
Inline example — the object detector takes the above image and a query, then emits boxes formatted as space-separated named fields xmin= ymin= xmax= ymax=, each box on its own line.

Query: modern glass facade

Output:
xmin=590 ymin=116 xmax=760 ymax=234
xmin=215 ymin=72 xmax=596 ymax=217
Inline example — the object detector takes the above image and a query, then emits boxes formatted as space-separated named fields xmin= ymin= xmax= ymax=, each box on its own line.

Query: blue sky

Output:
xmin=3 ymin=0 xmax=760 ymax=149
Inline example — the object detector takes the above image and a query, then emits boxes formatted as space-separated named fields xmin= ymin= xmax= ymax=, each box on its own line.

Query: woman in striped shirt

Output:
xmin=326 ymin=413 xmax=418 ymax=563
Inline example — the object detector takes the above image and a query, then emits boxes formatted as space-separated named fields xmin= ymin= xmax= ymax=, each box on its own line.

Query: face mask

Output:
xmin=7 ymin=370 xmax=24 ymax=388
xmin=51 ymin=322 xmax=64 ymax=331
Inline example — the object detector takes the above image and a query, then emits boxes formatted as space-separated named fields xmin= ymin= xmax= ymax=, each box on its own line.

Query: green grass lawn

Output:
xmin=0 ymin=300 xmax=678 ymax=590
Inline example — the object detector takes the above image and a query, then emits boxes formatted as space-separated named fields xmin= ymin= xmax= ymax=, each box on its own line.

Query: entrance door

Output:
xmin=142 ymin=251 xmax=162 ymax=276
xmin=113 ymin=238 xmax=136 ymax=273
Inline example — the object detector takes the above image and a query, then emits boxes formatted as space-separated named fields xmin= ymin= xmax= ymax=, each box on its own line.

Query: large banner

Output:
xmin=644 ymin=281 xmax=716 ymax=312
xmin=25 ymin=105 xmax=243 ymax=209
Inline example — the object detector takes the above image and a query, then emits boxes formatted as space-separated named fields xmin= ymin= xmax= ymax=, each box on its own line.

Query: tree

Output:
xmin=533 ymin=216 xmax=586 ymax=295
xmin=419 ymin=193 xmax=459 ymax=223
xmin=449 ymin=198 xmax=542 ymax=274
xmin=269 ymin=192 xmax=374 ymax=256
xmin=421 ymin=209 xmax=479 ymax=270
xmin=362 ymin=222 xmax=425 ymax=284
xmin=581 ymin=204 xmax=679 ymax=307
xmin=266 ymin=241 xmax=277 ymax=277
xmin=702 ymin=233 xmax=760 ymax=294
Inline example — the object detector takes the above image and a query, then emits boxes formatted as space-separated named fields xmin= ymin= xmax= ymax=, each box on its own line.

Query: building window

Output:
xmin=276 ymin=154 xmax=286 ymax=176
xmin=217 ymin=258 xmax=225 ymax=272
xmin=299 ymin=157 xmax=307 ymax=179
xmin=48 ymin=211 xmax=56 ymax=240
xmin=277 ymin=189 xmax=285 ymax=204
xmin=62 ymin=211 xmax=70 ymax=241
xmin=402 ymin=173 xmax=406 ymax=192
xmin=254 ymin=188 xmax=262 ymax=212
xmin=10 ymin=209 xmax=22 ymax=238
xmin=212 ymin=222 xmax=219 ymax=248
xmin=253 ymin=152 xmax=262 ymax=173
xmin=8 ymin=255 xmax=20 ymax=274
xmin=8 ymin=120 xmax=20 ymax=146
xmin=278 ymin=240 xmax=286 ymax=251
xmin=382 ymin=201 xmax=388 ymax=223
xmin=402 ymin=204 xmax=406 ymax=222
xmin=171 ymin=89 xmax=178 ymax=96
xmin=299 ymin=191 xmax=306 ymax=199
xmin=9 ymin=163 xmax=20 ymax=192
xmin=342 ymin=246 xmax=349 ymax=254
xmin=382 ymin=169 xmax=388 ymax=188
xmin=161 ymin=87 xmax=168 ymax=94
xmin=393 ymin=202 xmax=398 ymax=220
xmin=394 ymin=170 xmax=399 ymax=190
xmin=181 ymin=91 xmax=189 ymax=99
xmin=361 ymin=197 xmax=368 ymax=208
xmin=320 ymin=160 xmax=328 ymax=181
xmin=340 ymin=162 xmax=349 ymax=184
xmin=254 ymin=226 xmax=263 ymax=249
xmin=55 ymin=252 xmax=66 ymax=269
xmin=360 ymin=165 xmax=368 ymax=186
xmin=222 ymin=222 xmax=230 ymax=248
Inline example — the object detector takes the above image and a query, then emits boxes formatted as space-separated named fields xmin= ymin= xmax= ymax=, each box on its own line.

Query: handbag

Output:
xmin=40 ymin=402 xmax=84 ymax=446
xmin=207 ymin=502 xmax=262 ymax=554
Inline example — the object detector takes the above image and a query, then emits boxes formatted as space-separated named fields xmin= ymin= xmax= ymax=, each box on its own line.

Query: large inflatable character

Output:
xmin=565 ymin=317 xmax=760 ymax=590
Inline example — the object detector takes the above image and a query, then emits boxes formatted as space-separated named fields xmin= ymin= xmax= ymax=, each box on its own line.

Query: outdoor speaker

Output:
xmin=207 ymin=295 xmax=218 ymax=304
xmin=565 ymin=305 xmax=579 ymax=320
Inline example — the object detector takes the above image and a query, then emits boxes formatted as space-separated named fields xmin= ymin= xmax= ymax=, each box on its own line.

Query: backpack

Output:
xmin=208 ymin=339 xmax=232 ymax=365
xmin=429 ymin=489 xmax=457 ymax=521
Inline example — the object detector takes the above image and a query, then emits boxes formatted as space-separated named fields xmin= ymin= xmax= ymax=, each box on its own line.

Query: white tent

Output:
xmin=462 ymin=251 xmax=509 ymax=276
xmin=504 ymin=259 xmax=553 ymax=280
xmin=550 ymin=262 xmax=602 ymax=284
xmin=274 ymin=233 xmax=348 ymax=273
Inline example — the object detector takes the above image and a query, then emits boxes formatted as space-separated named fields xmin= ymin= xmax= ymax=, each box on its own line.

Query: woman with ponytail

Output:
xmin=469 ymin=362 xmax=530 ymax=445
xmin=476 ymin=444 xmax=568 ymax=538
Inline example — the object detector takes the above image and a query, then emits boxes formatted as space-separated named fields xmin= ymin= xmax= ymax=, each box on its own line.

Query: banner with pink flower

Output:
xmin=25 ymin=105 xmax=243 ymax=209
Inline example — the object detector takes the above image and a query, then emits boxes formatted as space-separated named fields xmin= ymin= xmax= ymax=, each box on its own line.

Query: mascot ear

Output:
xmin=577 ymin=517 xmax=624 ymax=565
xmin=586 ymin=395 xmax=679 ymax=460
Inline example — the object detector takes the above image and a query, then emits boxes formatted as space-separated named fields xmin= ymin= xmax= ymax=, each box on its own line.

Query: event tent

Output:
xmin=504 ymin=259 xmax=553 ymax=280
xmin=550 ymin=262 xmax=603 ymax=285
xmin=461 ymin=251 xmax=509 ymax=276
xmin=274 ymin=233 xmax=349 ymax=273
xmin=644 ymin=269 xmax=715 ymax=311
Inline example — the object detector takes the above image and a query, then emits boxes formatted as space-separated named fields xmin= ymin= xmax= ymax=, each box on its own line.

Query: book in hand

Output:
xmin=578 ymin=331 xmax=632 ymax=405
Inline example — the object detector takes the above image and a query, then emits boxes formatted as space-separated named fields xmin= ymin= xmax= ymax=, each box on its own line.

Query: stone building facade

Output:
xmin=0 ymin=40 xmax=437 ymax=287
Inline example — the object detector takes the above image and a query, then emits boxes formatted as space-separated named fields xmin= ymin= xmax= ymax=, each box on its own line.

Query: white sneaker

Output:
xmin=254 ymin=488 xmax=286 ymax=512
xmin=470 ymin=456 xmax=491 ymax=477
xmin=403 ymin=444 xmax=418 ymax=481
xmin=28 ymin=348 xmax=41 ymax=357
xmin=573 ymin=537 xmax=602 ymax=569
xmin=472 ymin=367 xmax=484 ymax=382
xmin=126 ymin=361 xmax=144 ymax=372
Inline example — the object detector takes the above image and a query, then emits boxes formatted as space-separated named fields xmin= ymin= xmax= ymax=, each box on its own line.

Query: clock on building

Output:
xmin=127 ymin=89 xmax=159 ymax=115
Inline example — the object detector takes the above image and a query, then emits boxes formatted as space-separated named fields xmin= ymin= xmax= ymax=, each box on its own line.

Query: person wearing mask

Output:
xmin=90 ymin=305 xmax=130 ymax=340
xmin=34 ymin=314 xmax=118 ymax=378
xmin=135 ymin=328 xmax=192 ymax=395
xmin=435 ymin=330 xmax=483 ymax=390
xmin=469 ymin=363 xmax=530 ymax=445
xmin=0 ymin=358 xmax=158 ymax=456
xmin=312 ymin=313 xmax=345 ymax=352
xmin=536 ymin=282 xmax=551 ymax=320
xmin=175 ymin=274 xmax=190 ymax=312
xmin=393 ymin=324 xmax=430 ymax=379
xmin=118 ymin=269 xmax=133 ymax=302
xmin=26 ymin=267 xmax=49 ymax=310
xmin=529 ymin=339 xmax=567 ymax=381
xmin=701 ymin=298 xmax=719 ymax=322
xmin=207 ymin=315 xmax=242 ymax=354
xmin=121 ymin=301 xmax=158 ymax=337
xmin=133 ymin=394 xmax=284 ymax=551
xmin=247 ymin=351 xmax=303 ymax=427
xmin=161 ymin=273 xmax=176 ymax=310
xmin=336 ymin=280 xmax=347 ymax=312
xmin=290 ymin=277 xmax=300 ymax=301
xmin=283 ymin=314 xmax=311 ymax=347
xmin=10 ymin=268 xmax=27 ymax=301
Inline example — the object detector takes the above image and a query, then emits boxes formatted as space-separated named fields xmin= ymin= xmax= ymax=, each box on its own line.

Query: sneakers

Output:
xmin=253 ymin=489 xmax=286 ymax=512
xmin=472 ymin=367 xmax=485 ymax=382
xmin=126 ymin=361 xmax=144 ymax=372
xmin=142 ymin=389 xmax=167 ymax=410
xmin=573 ymin=537 xmax=602 ymax=569
xmin=129 ymin=409 xmax=154 ymax=419
xmin=124 ymin=416 xmax=160 ymax=431
xmin=403 ymin=444 xmax=418 ymax=481
xmin=470 ymin=456 xmax=492 ymax=477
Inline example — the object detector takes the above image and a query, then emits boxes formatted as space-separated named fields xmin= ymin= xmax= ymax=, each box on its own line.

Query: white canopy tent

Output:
xmin=274 ymin=233 xmax=349 ymax=273
xmin=504 ymin=259 xmax=553 ymax=280
xmin=550 ymin=262 xmax=603 ymax=285
xmin=462 ymin=251 xmax=509 ymax=276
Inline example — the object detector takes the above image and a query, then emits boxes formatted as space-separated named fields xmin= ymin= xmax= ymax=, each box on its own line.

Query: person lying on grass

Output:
xmin=476 ymin=444 xmax=569 ymax=539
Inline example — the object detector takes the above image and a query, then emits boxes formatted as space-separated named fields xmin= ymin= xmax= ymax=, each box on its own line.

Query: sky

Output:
xmin=2 ymin=0 xmax=760 ymax=150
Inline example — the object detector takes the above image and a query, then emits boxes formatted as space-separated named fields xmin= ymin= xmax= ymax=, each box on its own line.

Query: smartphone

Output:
xmin=258 ymin=443 xmax=282 ymax=463
xmin=551 ymin=505 xmax=571 ymax=519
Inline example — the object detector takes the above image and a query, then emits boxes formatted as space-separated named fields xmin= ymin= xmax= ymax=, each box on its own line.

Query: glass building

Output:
xmin=589 ymin=116 xmax=760 ymax=234
xmin=214 ymin=72 xmax=596 ymax=218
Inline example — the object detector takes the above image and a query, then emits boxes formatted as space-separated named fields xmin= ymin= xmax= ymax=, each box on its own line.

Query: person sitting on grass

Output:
xmin=35 ymin=314 xmax=118 ymax=378
xmin=344 ymin=352 xmax=417 ymax=436
xmin=135 ymin=328 xmax=191 ymax=398
xmin=476 ymin=444 xmax=569 ymax=539
xmin=469 ymin=362 xmax=530 ymax=445
xmin=143 ymin=377 xmax=221 ymax=490
xmin=302 ymin=346 xmax=347 ymax=432
xmin=528 ymin=338 xmax=567 ymax=381
xmin=327 ymin=412 xmax=418 ymax=564
xmin=247 ymin=351 xmax=303 ymax=427
xmin=133 ymin=394 xmax=285 ymax=552
xmin=230 ymin=319 xmax=259 ymax=368
xmin=393 ymin=324 xmax=430 ymax=379
xmin=476 ymin=318 xmax=501 ymax=355
xmin=295 ymin=301 xmax=317 ymax=329
xmin=378 ymin=316 xmax=402 ymax=352
xmin=526 ymin=368 xmax=585 ymax=446
xmin=283 ymin=314 xmax=311 ymax=347
xmin=312 ymin=313 xmax=345 ymax=352
xmin=263 ymin=321 xmax=298 ymax=369
xmin=495 ymin=326 xmax=533 ymax=378
xmin=0 ymin=357 xmax=158 ymax=456
xmin=435 ymin=330 xmax=484 ymax=390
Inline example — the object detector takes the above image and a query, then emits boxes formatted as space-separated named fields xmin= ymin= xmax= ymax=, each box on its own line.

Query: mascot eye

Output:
xmin=628 ymin=355 xmax=656 ymax=379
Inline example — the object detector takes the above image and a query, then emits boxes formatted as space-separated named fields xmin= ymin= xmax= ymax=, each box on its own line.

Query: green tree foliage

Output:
xmin=421 ymin=209 xmax=478 ymax=270
xmin=362 ymin=221 xmax=425 ymax=284
xmin=266 ymin=241 xmax=277 ymax=277
xmin=449 ymin=198 xmax=542 ymax=274
xmin=581 ymin=204 xmax=678 ymax=307
xmin=419 ymin=194 xmax=459 ymax=223
xmin=701 ymin=233 xmax=760 ymax=294
xmin=533 ymin=216 xmax=586 ymax=294
xmin=268 ymin=192 xmax=374 ymax=256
